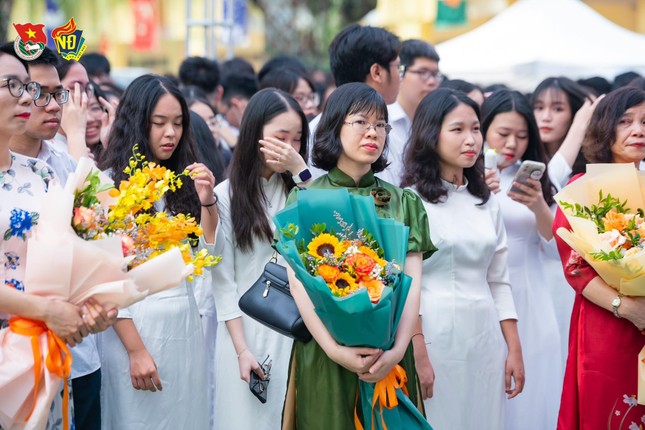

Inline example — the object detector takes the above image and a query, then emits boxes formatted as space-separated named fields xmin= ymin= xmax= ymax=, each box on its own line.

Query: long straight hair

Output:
xmin=481 ymin=90 xmax=555 ymax=206
xmin=99 ymin=74 xmax=201 ymax=221
xmin=229 ymin=88 xmax=308 ymax=252
xmin=402 ymin=88 xmax=490 ymax=205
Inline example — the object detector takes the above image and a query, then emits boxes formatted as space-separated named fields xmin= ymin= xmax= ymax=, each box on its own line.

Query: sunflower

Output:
xmin=308 ymin=233 xmax=344 ymax=260
xmin=328 ymin=272 xmax=358 ymax=297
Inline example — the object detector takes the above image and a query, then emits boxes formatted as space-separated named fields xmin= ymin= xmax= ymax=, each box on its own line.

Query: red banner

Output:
xmin=131 ymin=0 xmax=157 ymax=51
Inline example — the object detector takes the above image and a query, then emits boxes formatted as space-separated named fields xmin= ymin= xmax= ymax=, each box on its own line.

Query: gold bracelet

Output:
xmin=411 ymin=332 xmax=424 ymax=340
xmin=236 ymin=347 xmax=248 ymax=359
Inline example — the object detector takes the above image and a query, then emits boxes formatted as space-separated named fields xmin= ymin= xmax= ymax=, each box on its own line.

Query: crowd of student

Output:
xmin=2 ymin=21 xmax=645 ymax=430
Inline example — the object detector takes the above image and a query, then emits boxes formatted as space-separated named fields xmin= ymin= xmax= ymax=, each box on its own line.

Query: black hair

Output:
xmin=99 ymin=74 xmax=201 ymax=221
xmin=329 ymin=24 xmax=400 ymax=86
xmin=577 ymin=76 xmax=611 ymax=96
xmin=613 ymin=71 xmax=642 ymax=91
xmin=229 ymin=88 xmax=308 ymax=252
xmin=402 ymin=88 xmax=489 ymax=204
xmin=627 ymin=77 xmax=645 ymax=91
xmin=313 ymin=82 xmax=389 ymax=173
xmin=584 ymin=87 xmax=645 ymax=163
xmin=399 ymin=39 xmax=440 ymax=67
xmin=482 ymin=83 xmax=510 ymax=94
xmin=441 ymin=79 xmax=481 ymax=95
xmin=531 ymin=76 xmax=590 ymax=175
xmin=178 ymin=56 xmax=220 ymax=94
xmin=26 ymin=46 xmax=59 ymax=67
xmin=220 ymin=57 xmax=255 ymax=80
xmin=79 ymin=52 xmax=111 ymax=78
xmin=259 ymin=68 xmax=315 ymax=95
xmin=189 ymin=111 xmax=226 ymax=185
xmin=258 ymin=55 xmax=308 ymax=83
xmin=221 ymin=72 xmax=259 ymax=103
xmin=481 ymin=89 xmax=555 ymax=206
xmin=0 ymin=42 xmax=28 ymax=70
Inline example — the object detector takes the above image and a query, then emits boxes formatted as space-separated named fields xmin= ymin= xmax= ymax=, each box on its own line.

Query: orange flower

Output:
xmin=318 ymin=264 xmax=340 ymax=283
xmin=344 ymin=253 xmax=377 ymax=277
xmin=73 ymin=206 xmax=96 ymax=227
xmin=603 ymin=211 xmax=628 ymax=232
xmin=359 ymin=278 xmax=385 ymax=303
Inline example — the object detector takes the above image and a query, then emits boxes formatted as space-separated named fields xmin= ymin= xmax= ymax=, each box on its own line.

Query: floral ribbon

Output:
xmin=354 ymin=364 xmax=409 ymax=430
xmin=9 ymin=317 xmax=72 ymax=430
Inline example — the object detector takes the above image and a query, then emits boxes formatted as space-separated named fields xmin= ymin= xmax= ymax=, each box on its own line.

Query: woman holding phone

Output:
xmin=481 ymin=90 xmax=563 ymax=429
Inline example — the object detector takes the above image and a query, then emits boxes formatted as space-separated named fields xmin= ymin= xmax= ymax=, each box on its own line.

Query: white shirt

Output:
xmin=39 ymin=141 xmax=76 ymax=186
xmin=382 ymin=102 xmax=412 ymax=186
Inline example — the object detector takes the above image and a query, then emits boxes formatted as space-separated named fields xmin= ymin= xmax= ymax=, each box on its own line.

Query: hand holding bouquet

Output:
xmin=274 ymin=188 xmax=431 ymax=430
xmin=0 ymin=150 xmax=219 ymax=430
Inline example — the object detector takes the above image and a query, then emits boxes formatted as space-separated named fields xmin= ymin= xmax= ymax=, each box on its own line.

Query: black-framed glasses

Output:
xmin=344 ymin=120 xmax=392 ymax=136
xmin=293 ymin=92 xmax=320 ymax=107
xmin=0 ymin=78 xmax=41 ymax=100
xmin=404 ymin=68 xmax=444 ymax=82
xmin=34 ymin=89 xmax=70 ymax=107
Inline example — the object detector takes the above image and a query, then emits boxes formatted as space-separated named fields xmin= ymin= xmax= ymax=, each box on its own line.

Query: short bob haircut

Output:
xmin=99 ymin=74 xmax=200 ymax=221
xmin=583 ymin=86 xmax=645 ymax=164
xmin=402 ymin=88 xmax=489 ymax=205
xmin=313 ymin=82 xmax=389 ymax=173
xmin=481 ymin=89 xmax=555 ymax=206
xmin=329 ymin=24 xmax=400 ymax=87
xmin=229 ymin=88 xmax=308 ymax=252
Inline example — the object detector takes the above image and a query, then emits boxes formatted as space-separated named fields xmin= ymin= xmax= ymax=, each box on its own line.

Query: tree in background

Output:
xmin=253 ymin=0 xmax=375 ymax=69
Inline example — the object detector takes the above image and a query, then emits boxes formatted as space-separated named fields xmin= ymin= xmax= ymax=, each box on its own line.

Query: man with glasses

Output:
xmin=8 ymin=46 xmax=103 ymax=430
xmin=9 ymin=47 xmax=75 ymax=183
xmin=308 ymin=24 xmax=402 ymax=181
xmin=387 ymin=39 xmax=442 ymax=186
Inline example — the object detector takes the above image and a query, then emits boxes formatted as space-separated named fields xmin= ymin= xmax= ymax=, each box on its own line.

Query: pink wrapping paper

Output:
xmin=0 ymin=158 xmax=194 ymax=429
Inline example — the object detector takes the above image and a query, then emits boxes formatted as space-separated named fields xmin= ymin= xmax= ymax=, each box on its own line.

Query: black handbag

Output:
xmin=238 ymin=257 xmax=312 ymax=343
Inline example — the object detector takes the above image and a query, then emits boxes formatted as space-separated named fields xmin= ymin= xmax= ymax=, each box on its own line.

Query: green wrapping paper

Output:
xmin=273 ymin=188 xmax=432 ymax=430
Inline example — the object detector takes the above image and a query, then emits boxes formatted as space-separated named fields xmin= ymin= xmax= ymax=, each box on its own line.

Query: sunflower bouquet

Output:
xmin=296 ymin=214 xmax=402 ymax=304
xmin=274 ymin=188 xmax=431 ymax=430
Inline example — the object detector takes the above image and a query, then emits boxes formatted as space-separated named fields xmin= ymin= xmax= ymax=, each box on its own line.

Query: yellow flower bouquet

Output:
xmin=0 ymin=152 xmax=219 ymax=430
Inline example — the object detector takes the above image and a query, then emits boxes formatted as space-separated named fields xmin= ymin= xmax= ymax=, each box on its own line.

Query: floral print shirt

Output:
xmin=0 ymin=152 xmax=54 ymax=308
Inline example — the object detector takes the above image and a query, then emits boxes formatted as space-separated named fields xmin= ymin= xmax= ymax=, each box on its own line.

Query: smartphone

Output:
xmin=507 ymin=160 xmax=546 ymax=195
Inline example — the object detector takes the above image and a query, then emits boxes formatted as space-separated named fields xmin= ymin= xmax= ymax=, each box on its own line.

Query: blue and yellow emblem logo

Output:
xmin=51 ymin=18 xmax=87 ymax=61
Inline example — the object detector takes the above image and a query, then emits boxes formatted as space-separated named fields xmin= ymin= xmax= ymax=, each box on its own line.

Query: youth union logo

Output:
xmin=51 ymin=18 xmax=87 ymax=61
xmin=12 ymin=22 xmax=47 ymax=60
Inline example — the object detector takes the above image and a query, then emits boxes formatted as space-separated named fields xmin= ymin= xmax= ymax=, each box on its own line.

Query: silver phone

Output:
xmin=508 ymin=160 xmax=546 ymax=195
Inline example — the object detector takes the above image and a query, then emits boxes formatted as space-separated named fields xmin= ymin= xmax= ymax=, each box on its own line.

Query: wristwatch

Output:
xmin=612 ymin=294 xmax=624 ymax=318
xmin=292 ymin=168 xmax=312 ymax=184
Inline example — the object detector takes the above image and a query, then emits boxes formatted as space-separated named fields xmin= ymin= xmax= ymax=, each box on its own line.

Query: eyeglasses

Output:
xmin=395 ymin=64 xmax=406 ymax=79
xmin=344 ymin=120 xmax=392 ymax=136
xmin=34 ymin=89 xmax=70 ymax=107
xmin=404 ymin=68 xmax=444 ymax=82
xmin=293 ymin=92 xmax=320 ymax=107
xmin=67 ymin=82 xmax=94 ymax=99
xmin=0 ymin=78 xmax=41 ymax=100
